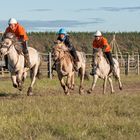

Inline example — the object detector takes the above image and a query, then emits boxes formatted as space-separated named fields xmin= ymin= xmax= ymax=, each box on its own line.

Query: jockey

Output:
xmin=52 ymin=28 xmax=79 ymax=71
xmin=3 ymin=18 xmax=31 ymax=68
xmin=90 ymin=30 xmax=114 ymax=75
xmin=57 ymin=28 xmax=79 ymax=62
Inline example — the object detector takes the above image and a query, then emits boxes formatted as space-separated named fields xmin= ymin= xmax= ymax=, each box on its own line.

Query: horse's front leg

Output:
xmin=17 ymin=70 xmax=24 ymax=91
xmin=11 ymin=73 xmax=18 ymax=88
xmin=116 ymin=74 xmax=123 ymax=90
xmin=70 ymin=72 xmax=75 ymax=90
xmin=103 ymin=76 xmax=108 ymax=94
xmin=108 ymin=77 xmax=115 ymax=93
xmin=27 ymin=67 xmax=37 ymax=96
xmin=58 ymin=74 xmax=69 ymax=95
xmin=87 ymin=75 xmax=98 ymax=94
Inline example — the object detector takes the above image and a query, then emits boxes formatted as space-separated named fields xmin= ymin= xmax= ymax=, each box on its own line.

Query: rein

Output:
xmin=2 ymin=44 xmax=21 ymax=71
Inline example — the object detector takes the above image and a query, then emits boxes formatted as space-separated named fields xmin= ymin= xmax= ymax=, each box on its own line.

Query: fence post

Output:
xmin=125 ymin=53 xmax=130 ymax=75
xmin=137 ymin=54 xmax=139 ymax=75
xmin=48 ymin=52 xmax=52 ymax=79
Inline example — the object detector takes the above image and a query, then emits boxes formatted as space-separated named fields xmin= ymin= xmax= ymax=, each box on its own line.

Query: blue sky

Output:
xmin=0 ymin=0 xmax=140 ymax=32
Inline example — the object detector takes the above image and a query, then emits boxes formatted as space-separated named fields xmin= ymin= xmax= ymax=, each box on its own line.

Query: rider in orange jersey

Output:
xmin=90 ymin=30 xmax=115 ymax=75
xmin=4 ymin=18 xmax=31 ymax=68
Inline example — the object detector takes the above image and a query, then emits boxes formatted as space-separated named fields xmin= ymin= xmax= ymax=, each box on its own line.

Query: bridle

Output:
xmin=0 ymin=39 xmax=20 ymax=70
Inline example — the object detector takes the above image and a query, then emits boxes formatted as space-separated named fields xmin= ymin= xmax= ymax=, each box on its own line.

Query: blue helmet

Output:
xmin=58 ymin=28 xmax=67 ymax=35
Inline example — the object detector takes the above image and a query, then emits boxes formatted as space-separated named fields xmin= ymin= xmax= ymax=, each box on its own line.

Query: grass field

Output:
xmin=0 ymin=74 xmax=139 ymax=140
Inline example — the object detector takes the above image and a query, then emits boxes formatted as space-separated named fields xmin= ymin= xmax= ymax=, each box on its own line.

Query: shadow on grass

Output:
xmin=0 ymin=92 xmax=23 ymax=99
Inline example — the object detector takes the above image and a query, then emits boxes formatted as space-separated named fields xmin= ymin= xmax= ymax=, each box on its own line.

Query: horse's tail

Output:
xmin=112 ymin=58 xmax=119 ymax=80
xmin=36 ymin=54 xmax=42 ymax=79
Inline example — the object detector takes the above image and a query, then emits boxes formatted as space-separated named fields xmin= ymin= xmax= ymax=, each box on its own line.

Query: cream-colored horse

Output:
xmin=52 ymin=42 xmax=86 ymax=95
xmin=88 ymin=48 xmax=122 ymax=94
xmin=0 ymin=34 xmax=41 ymax=96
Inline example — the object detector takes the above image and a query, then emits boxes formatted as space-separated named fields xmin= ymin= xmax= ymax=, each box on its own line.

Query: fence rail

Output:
xmin=0 ymin=53 xmax=140 ymax=78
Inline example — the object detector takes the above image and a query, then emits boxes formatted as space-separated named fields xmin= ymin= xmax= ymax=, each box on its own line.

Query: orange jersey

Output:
xmin=93 ymin=37 xmax=111 ymax=52
xmin=5 ymin=23 xmax=28 ymax=41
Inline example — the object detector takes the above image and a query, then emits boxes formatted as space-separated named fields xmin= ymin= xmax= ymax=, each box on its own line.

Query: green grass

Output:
xmin=0 ymin=75 xmax=139 ymax=140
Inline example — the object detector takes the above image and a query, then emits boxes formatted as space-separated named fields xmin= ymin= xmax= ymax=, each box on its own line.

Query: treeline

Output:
xmin=28 ymin=32 xmax=140 ymax=53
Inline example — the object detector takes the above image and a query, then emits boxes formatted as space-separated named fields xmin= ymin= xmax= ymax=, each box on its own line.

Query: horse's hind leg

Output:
xmin=79 ymin=67 xmax=85 ymax=94
xmin=70 ymin=72 xmax=75 ymax=90
xmin=103 ymin=77 xmax=107 ymax=94
xmin=117 ymin=75 xmax=123 ymax=90
xmin=87 ymin=75 xmax=98 ymax=94
xmin=115 ymin=69 xmax=123 ymax=90
xmin=108 ymin=77 xmax=115 ymax=93
xmin=27 ymin=66 xmax=37 ymax=96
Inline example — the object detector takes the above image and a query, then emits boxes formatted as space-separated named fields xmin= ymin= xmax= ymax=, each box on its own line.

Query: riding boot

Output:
xmin=52 ymin=62 xmax=56 ymax=71
xmin=24 ymin=53 xmax=31 ymax=68
xmin=70 ymin=48 xmax=79 ymax=71
xmin=109 ymin=65 xmax=116 ymax=76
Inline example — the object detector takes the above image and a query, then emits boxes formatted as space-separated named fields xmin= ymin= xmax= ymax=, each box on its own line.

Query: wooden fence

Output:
xmin=0 ymin=52 xmax=140 ymax=78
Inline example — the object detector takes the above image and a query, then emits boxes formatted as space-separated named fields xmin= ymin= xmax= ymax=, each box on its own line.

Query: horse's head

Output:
xmin=0 ymin=33 xmax=17 ymax=57
xmin=52 ymin=42 xmax=68 ymax=61
xmin=93 ymin=48 xmax=104 ymax=65
xmin=0 ymin=38 xmax=13 ymax=57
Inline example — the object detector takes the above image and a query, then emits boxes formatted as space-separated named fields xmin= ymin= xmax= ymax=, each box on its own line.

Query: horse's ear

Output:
xmin=93 ymin=48 xmax=98 ymax=53
xmin=54 ymin=41 xmax=58 ymax=44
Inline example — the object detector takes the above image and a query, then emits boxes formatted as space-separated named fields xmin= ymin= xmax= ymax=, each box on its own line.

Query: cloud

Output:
xmin=18 ymin=19 xmax=104 ymax=28
xmin=88 ymin=18 xmax=105 ymax=22
xmin=100 ymin=6 xmax=140 ymax=12
xmin=0 ymin=19 xmax=105 ymax=32
xmin=29 ymin=9 xmax=52 ymax=12
xmin=75 ymin=8 xmax=95 ymax=12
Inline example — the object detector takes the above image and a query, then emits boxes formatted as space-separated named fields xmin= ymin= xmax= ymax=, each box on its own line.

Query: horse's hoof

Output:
xmin=87 ymin=89 xmax=92 ymax=94
xmin=13 ymin=84 xmax=18 ymax=88
xmin=70 ymin=85 xmax=75 ymax=90
xmin=79 ymin=89 xmax=84 ymax=95
xmin=119 ymin=87 xmax=123 ymax=90
xmin=27 ymin=92 xmax=33 ymax=96
xmin=79 ymin=91 xmax=84 ymax=95
xmin=18 ymin=87 xmax=22 ymax=91
xmin=111 ymin=91 xmax=115 ymax=94
xmin=27 ymin=87 xmax=33 ymax=96
xmin=18 ymin=85 xmax=23 ymax=91
xmin=65 ymin=92 xmax=70 ymax=95
xmin=71 ymin=87 xmax=74 ymax=90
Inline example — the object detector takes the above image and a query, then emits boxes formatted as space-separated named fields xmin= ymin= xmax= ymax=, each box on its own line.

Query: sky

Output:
xmin=0 ymin=0 xmax=140 ymax=32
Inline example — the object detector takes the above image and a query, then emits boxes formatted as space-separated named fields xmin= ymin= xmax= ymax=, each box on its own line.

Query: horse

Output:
xmin=0 ymin=33 xmax=41 ymax=96
xmin=52 ymin=42 xmax=86 ymax=95
xmin=88 ymin=48 xmax=122 ymax=94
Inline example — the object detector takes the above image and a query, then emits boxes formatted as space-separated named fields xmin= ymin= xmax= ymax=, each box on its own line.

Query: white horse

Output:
xmin=88 ymin=48 xmax=122 ymax=94
xmin=0 ymin=35 xmax=41 ymax=96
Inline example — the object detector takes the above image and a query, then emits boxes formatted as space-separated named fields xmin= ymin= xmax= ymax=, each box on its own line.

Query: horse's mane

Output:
xmin=53 ymin=42 xmax=68 ymax=52
xmin=53 ymin=42 xmax=73 ymax=61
